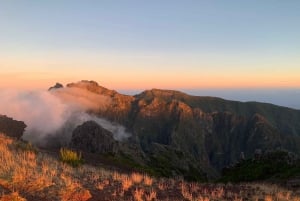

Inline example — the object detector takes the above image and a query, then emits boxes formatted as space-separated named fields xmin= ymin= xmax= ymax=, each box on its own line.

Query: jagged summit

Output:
xmin=135 ymin=88 xmax=190 ymax=102
xmin=48 ymin=82 xmax=63 ymax=91
xmin=66 ymin=80 xmax=118 ymax=97
xmin=49 ymin=80 xmax=120 ymax=97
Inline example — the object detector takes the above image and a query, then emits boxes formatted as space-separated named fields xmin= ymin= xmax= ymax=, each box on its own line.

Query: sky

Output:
xmin=1 ymin=1 xmax=300 ymax=91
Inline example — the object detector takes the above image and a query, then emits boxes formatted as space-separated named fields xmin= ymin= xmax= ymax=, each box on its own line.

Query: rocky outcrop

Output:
xmin=48 ymin=82 xmax=63 ymax=91
xmin=66 ymin=80 xmax=117 ymax=97
xmin=70 ymin=121 xmax=119 ymax=154
xmin=66 ymin=80 xmax=134 ymax=123
xmin=0 ymin=115 xmax=26 ymax=139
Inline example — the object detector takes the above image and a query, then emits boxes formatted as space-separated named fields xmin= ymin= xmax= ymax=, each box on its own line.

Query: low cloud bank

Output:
xmin=0 ymin=87 xmax=130 ymax=147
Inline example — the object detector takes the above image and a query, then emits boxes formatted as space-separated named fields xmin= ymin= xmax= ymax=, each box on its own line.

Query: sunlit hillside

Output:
xmin=0 ymin=133 xmax=299 ymax=201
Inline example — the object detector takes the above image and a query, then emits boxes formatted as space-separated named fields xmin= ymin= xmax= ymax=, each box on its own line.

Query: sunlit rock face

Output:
xmin=65 ymin=80 xmax=134 ymax=123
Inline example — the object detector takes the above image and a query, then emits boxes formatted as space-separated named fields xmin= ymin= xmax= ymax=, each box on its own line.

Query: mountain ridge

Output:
xmin=3 ymin=80 xmax=298 ymax=180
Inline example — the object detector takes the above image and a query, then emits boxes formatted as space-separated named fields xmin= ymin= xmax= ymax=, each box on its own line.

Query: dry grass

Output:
xmin=144 ymin=174 xmax=153 ymax=186
xmin=132 ymin=188 xmax=144 ymax=201
xmin=145 ymin=189 xmax=157 ymax=201
xmin=265 ymin=195 xmax=273 ymax=201
xmin=0 ymin=133 xmax=299 ymax=201
xmin=122 ymin=176 xmax=133 ymax=191
xmin=0 ymin=191 xmax=26 ymax=201
xmin=131 ymin=172 xmax=143 ymax=184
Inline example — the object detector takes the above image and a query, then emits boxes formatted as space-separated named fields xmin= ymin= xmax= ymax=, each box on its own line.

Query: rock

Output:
xmin=254 ymin=149 xmax=262 ymax=159
xmin=66 ymin=80 xmax=134 ymax=123
xmin=240 ymin=152 xmax=245 ymax=160
xmin=70 ymin=121 xmax=118 ymax=154
xmin=48 ymin=83 xmax=63 ymax=91
xmin=66 ymin=80 xmax=116 ymax=96
xmin=0 ymin=115 xmax=26 ymax=139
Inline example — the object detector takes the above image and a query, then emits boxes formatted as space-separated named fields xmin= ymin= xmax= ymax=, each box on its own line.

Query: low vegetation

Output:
xmin=220 ymin=150 xmax=300 ymax=183
xmin=0 ymin=133 xmax=299 ymax=201
xmin=59 ymin=148 xmax=83 ymax=167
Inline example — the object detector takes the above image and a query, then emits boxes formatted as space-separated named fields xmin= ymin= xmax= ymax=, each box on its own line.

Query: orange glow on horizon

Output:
xmin=1 ymin=72 xmax=300 ymax=91
xmin=1 ymin=51 xmax=300 ymax=90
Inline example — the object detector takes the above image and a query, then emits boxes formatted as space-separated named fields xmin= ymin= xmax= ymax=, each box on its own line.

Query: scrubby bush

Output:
xmin=59 ymin=148 xmax=83 ymax=167
xmin=14 ymin=140 xmax=37 ymax=153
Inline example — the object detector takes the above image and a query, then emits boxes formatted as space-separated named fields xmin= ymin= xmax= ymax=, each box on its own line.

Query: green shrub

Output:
xmin=59 ymin=148 xmax=83 ymax=167
xmin=14 ymin=140 xmax=37 ymax=153
xmin=219 ymin=150 xmax=300 ymax=183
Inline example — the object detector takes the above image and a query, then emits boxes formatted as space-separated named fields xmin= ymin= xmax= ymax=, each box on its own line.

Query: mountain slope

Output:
xmin=45 ymin=81 xmax=300 ymax=179
xmin=1 ymin=132 xmax=299 ymax=201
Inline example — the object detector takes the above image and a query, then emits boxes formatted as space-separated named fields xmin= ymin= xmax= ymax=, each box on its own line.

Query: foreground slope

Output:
xmin=0 ymin=133 xmax=299 ymax=201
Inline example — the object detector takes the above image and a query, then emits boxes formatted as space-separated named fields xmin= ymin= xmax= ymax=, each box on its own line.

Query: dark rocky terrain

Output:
xmin=0 ymin=115 xmax=26 ymax=139
xmin=70 ymin=121 xmax=119 ymax=154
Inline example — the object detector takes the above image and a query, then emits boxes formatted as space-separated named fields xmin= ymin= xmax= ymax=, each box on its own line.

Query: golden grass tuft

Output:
xmin=59 ymin=148 xmax=83 ymax=167
xmin=60 ymin=188 xmax=92 ymax=201
xmin=145 ymin=189 xmax=157 ymax=201
xmin=122 ymin=176 xmax=133 ymax=191
xmin=133 ymin=188 xmax=144 ymax=201
xmin=131 ymin=172 xmax=143 ymax=184
xmin=143 ymin=174 xmax=153 ymax=186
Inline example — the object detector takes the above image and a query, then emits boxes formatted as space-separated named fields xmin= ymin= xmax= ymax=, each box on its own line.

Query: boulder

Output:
xmin=0 ymin=115 xmax=26 ymax=139
xmin=70 ymin=121 xmax=118 ymax=154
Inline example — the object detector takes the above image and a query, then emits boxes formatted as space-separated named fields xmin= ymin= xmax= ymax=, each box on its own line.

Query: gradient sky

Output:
xmin=1 ymin=1 xmax=300 ymax=90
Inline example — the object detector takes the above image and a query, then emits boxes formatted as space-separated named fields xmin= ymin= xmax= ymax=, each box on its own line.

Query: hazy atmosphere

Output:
xmin=1 ymin=1 xmax=300 ymax=91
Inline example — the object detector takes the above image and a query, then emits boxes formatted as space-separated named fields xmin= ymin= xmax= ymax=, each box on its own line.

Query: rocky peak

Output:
xmin=136 ymin=89 xmax=189 ymax=103
xmin=66 ymin=80 xmax=118 ymax=97
xmin=48 ymin=83 xmax=64 ymax=91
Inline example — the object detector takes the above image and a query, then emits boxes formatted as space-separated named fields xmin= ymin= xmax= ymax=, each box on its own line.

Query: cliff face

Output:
xmin=53 ymin=81 xmax=300 ymax=179
xmin=127 ymin=89 xmax=300 ymax=173
xmin=66 ymin=80 xmax=134 ymax=123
